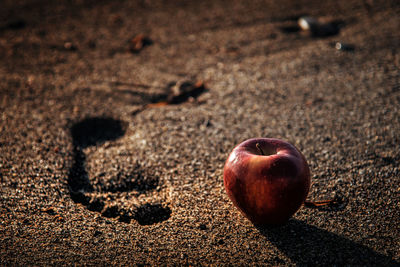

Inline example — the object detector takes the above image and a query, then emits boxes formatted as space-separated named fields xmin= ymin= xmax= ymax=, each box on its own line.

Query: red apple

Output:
xmin=223 ymin=138 xmax=310 ymax=225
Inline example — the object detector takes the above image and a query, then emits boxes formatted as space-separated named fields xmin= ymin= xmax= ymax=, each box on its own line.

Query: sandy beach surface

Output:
xmin=1 ymin=0 xmax=399 ymax=265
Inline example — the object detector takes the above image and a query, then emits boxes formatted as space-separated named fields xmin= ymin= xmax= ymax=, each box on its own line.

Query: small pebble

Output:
xmin=298 ymin=17 xmax=318 ymax=31
xmin=335 ymin=42 xmax=355 ymax=52
xmin=298 ymin=16 xmax=340 ymax=37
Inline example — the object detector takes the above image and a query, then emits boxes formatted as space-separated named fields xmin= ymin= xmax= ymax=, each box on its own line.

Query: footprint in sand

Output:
xmin=67 ymin=117 xmax=171 ymax=224
xmin=67 ymin=80 xmax=207 ymax=224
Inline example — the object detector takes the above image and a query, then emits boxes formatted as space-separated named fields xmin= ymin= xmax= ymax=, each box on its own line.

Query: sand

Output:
xmin=1 ymin=0 xmax=399 ymax=265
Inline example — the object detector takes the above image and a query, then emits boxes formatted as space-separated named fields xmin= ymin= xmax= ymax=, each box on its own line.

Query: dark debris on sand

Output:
xmin=0 ymin=0 xmax=399 ymax=265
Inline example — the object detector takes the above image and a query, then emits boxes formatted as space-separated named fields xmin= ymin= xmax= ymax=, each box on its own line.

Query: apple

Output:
xmin=223 ymin=138 xmax=310 ymax=225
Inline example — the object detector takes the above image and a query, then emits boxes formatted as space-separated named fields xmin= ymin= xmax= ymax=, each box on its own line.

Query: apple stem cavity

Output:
xmin=256 ymin=143 xmax=265 ymax=156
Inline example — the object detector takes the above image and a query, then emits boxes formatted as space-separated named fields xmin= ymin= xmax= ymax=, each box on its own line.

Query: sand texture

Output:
xmin=1 ymin=0 xmax=399 ymax=265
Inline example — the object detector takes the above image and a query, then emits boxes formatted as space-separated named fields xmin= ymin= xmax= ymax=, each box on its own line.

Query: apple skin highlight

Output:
xmin=223 ymin=138 xmax=311 ymax=225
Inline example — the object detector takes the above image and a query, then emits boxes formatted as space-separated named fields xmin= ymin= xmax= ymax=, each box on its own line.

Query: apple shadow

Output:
xmin=256 ymin=219 xmax=398 ymax=266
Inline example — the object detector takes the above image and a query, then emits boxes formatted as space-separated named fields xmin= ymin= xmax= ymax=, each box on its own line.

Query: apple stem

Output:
xmin=256 ymin=143 xmax=265 ymax=156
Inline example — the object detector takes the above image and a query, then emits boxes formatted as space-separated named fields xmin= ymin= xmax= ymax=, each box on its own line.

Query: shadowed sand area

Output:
xmin=0 ymin=0 xmax=399 ymax=265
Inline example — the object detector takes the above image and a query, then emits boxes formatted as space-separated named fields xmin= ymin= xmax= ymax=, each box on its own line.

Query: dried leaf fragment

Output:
xmin=166 ymin=80 xmax=207 ymax=104
xmin=129 ymin=34 xmax=153 ymax=53
xmin=304 ymin=196 xmax=343 ymax=208
xmin=146 ymin=102 xmax=168 ymax=108
xmin=304 ymin=200 xmax=335 ymax=207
